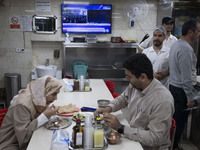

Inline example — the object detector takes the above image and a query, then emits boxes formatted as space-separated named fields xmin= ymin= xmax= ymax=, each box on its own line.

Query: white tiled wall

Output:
xmin=0 ymin=0 xmax=171 ymax=87
xmin=32 ymin=41 xmax=63 ymax=69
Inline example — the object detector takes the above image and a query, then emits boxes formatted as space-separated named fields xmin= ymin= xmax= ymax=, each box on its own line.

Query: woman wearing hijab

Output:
xmin=0 ymin=76 xmax=63 ymax=150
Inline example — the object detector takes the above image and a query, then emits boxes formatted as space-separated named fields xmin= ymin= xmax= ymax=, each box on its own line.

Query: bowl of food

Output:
xmin=97 ymin=99 xmax=110 ymax=108
xmin=106 ymin=130 xmax=121 ymax=144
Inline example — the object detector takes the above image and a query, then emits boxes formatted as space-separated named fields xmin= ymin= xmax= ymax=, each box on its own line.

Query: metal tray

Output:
xmin=72 ymin=112 xmax=94 ymax=122
xmin=72 ymin=88 xmax=92 ymax=92
xmin=69 ymin=136 xmax=108 ymax=150
xmin=45 ymin=117 xmax=72 ymax=130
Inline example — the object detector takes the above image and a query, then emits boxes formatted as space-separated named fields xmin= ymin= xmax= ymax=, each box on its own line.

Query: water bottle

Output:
xmin=65 ymin=33 xmax=71 ymax=43
xmin=51 ymin=129 xmax=70 ymax=150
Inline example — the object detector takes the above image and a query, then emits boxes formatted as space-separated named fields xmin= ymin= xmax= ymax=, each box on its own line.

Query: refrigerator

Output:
xmin=172 ymin=1 xmax=200 ymax=149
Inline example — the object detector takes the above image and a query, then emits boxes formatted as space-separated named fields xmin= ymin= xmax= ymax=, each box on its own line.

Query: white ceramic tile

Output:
xmin=0 ymin=0 xmax=169 ymax=87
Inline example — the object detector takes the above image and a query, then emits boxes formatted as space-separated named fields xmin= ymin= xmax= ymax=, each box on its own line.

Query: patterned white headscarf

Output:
xmin=9 ymin=76 xmax=62 ymax=116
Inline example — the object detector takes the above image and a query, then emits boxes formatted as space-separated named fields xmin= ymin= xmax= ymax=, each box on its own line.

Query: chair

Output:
xmin=169 ymin=118 xmax=176 ymax=150
xmin=0 ymin=108 xmax=8 ymax=127
xmin=105 ymin=80 xmax=120 ymax=98
xmin=105 ymin=80 xmax=115 ymax=94
xmin=113 ymin=92 xmax=120 ymax=98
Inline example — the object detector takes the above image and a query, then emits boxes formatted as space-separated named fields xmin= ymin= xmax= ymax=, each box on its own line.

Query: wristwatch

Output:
xmin=117 ymin=124 xmax=124 ymax=134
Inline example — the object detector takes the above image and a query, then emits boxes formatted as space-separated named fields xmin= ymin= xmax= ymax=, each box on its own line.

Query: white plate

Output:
xmin=45 ymin=117 xmax=72 ymax=130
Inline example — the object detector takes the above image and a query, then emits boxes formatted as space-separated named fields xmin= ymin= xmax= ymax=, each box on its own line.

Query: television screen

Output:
xmin=61 ymin=4 xmax=112 ymax=34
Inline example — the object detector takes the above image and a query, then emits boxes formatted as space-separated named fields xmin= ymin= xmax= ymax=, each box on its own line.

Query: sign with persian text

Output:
xmin=35 ymin=0 xmax=51 ymax=12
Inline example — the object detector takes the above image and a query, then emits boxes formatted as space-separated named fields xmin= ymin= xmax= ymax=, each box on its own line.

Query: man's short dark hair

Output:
xmin=182 ymin=18 xmax=200 ymax=36
xmin=162 ymin=16 xmax=174 ymax=24
xmin=123 ymin=53 xmax=153 ymax=79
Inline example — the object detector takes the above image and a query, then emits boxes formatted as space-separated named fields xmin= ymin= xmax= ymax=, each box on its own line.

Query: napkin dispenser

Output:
xmin=87 ymin=35 xmax=97 ymax=43
xmin=73 ymin=37 xmax=86 ymax=42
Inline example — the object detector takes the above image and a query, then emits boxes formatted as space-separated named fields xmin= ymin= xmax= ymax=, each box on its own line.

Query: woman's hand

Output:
xmin=43 ymin=104 xmax=59 ymax=118
xmin=103 ymin=113 xmax=121 ymax=130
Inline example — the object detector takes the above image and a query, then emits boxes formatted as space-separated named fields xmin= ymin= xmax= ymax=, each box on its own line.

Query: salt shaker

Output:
xmin=84 ymin=74 xmax=90 ymax=91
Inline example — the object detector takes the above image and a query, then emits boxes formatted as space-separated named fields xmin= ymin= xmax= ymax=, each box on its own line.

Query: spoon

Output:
xmin=54 ymin=117 xmax=60 ymax=125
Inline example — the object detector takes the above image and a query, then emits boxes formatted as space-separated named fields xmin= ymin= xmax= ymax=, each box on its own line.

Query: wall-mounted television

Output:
xmin=61 ymin=4 xmax=112 ymax=34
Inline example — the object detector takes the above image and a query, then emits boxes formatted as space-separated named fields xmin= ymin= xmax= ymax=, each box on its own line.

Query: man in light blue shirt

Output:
xmin=169 ymin=18 xmax=200 ymax=150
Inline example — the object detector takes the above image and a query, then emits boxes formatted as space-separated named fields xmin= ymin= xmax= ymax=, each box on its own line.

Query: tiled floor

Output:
xmin=178 ymin=113 xmax=199 ymax=150
xmin=179 ymin=139 xmax=199 ymax=150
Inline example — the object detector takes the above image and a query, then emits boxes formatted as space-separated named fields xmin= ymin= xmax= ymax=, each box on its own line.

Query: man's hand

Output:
xmin=137 ymin=46 xmax=143 ymax=53
xmin=43 ymin=104 xmax=59 ymax=118
xmin=103 ymin=113 xmax=121 ymax=130
xmin=154 ymin=69 xmax=169 ymax=80
xmin=187 ymin=101 xmax=195 ymax=108
xmin=154 ymin=72 xmax=161 ymax=80
xmin=93 ymin=106 xmax=112 ymax=118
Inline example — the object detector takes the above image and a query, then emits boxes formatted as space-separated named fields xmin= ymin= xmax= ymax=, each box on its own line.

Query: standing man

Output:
xmin=143 ymin=25 xmax=170 ymax=88
xmin=94 ymin=53 xmax=174 ymax=150
xmin=169 ymin=18 xmax=200 ymax=150
xmin=138 ymin=16 xmax=177 ymax=53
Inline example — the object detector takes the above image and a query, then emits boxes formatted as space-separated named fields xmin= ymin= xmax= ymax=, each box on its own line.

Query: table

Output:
xmin=27 ymin=79 xmax=143 ymax=150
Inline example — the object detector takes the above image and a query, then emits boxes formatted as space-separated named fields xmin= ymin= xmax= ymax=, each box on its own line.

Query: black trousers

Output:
xmin=169 ymin=85 xmax=190 ymax=148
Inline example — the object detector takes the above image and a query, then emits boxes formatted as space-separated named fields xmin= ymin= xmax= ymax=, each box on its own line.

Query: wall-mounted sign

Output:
xmin=35 ymin=0 xmax=51 ymax=12
xmin=33 ymin=15 xmax=57 ymax=34
xmin=9 ymin=15 xmax=32 ymax=31
xmin=10 ymin=16 xmax=20 ymax=30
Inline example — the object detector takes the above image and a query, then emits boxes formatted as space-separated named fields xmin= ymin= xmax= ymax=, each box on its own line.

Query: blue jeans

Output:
xmin=169 ymin=85 xmax=190 ymax=148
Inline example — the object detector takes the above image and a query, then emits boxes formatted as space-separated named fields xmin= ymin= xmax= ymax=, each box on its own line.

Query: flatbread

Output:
xmin=56 ymin=103 xmax=77 ymax=114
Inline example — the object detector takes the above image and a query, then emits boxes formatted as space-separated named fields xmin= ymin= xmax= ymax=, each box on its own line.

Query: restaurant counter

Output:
xmin=27 ymin=79 xmax=143 ymax=150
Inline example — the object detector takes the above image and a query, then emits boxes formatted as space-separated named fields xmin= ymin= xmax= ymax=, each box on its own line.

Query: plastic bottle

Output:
xmin=84 ymin=115 xmax=94 ymax=149
xmin=72 ymin=117 xmax=83 ymax=148
xmin=94 ymin=115 xmax=104 ymax=148
xmin=51 ymin=129 xmax=69 ymax=150
xmin=65 ymin=33 xmax=71 ymax=43
xmin=84 ymin=74 xmax=90 ymax=91
xmin=73 ymin=74 xmax=79 ymax=91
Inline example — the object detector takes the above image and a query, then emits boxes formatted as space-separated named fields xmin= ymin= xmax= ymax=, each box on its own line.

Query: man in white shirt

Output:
xmin=138 ymin=16 xmax=177 ymax=53
xmin=94 ymin=54 xmax=174 ymax=150
xmin=143 ymin=25 xmax=170 ymax=88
